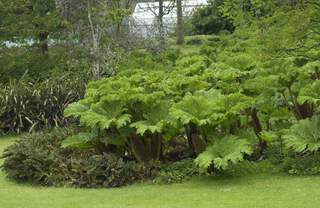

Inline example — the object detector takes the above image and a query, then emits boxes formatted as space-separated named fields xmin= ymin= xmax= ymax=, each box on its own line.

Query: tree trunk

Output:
xmin=176 ymin=0 xmax=184 ymax=45
xmin=251 ymin=108 xmax=267 ymax=154
xmin=150 ymin=133 xmax=162 ymax=160
xmin=39 ymin=32 xmax=49 ymax=54
xmin=128 ymin=133 xmax=162 ymax=163
xmin=158 ymin=0 xmax=165 ymax=49
xmin=290 ymin=0 xmax=297 ymax=7
xmin=128 ymin=133 xmax=149 ymax=163
xmin=185 ymin=123 xmax=206 ymax=156
xmin=87 ymin=0 xmax=100 ymax=79
xmin=297 ymin=102 xmax=314 ymax=119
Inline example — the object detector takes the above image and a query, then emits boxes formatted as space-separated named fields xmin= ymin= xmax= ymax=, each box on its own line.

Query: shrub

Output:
xmin=1 ymin=129 xmax=137 ymax=188
xmin=1 ymin=129 xmax=73 ymax=184
xmin=186 ymin=37 xmax=203 ymax=45
xmin=264 ymin=141 xmax=285 ymax=165
xmin=190 ymin=0 xmax=234 ymax=35
xmin=154 ymin=159 xmax=199 ymax=184
xmin=52 ymin=151 xmax=135 ymax=188
xmin=0 ymin=46 xmax=88 ymax=83
xmin=199 ymin=45 xmax=217 ymax=60
xmin=281 ymin=153 xmax=320 ymax=175
xmin=118 ymin=49 xmax=177 ymax=73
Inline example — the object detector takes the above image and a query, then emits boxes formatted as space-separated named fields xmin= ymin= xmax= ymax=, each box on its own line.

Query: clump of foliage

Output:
xmin=222 ymin=160 xmax=280 ymax=176
xmin=0 ymin=74 xmax=87 ymax=133
xmin=63 ymin=69 xmax=172 ymax=164
xmin=191 ymin=0 xmax=234 ymax=35
xmin=279 ymin=116 xmax=320 ymax=175
xmin=1 ymin=129 xmax=74 ymax=184
xmin=154 ymin=159 xmax=199 ymax=184
xmin=119 ymin=49 xmax=180 ymax=72
xmin=52 ymin=152 xmax=135 ymax=188
xmin=62 ymin=48 xmax=259 ymax=175
xmin=64 ymin=49 xmax=240 ymax=151
xmin=0 ymin=47 xmax=88 ymax=83
xmin=1 ymin=129 xmax=137 ymax=188
xmin=281 ymin=154 xmax=320 ymax=175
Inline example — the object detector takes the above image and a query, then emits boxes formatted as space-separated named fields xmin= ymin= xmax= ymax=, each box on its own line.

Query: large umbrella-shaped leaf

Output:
xmin=170 ymin=90 xmax=225 ymax=126
xmin=80 ymin=100 xmax=131 ymax=129
xmin=284 ymin=116 xmax=320 ymax=153
xmin=195 ymin=135 xmax=253 ymax=171
xmin=130 ymin=101 xmax=173 ymax=135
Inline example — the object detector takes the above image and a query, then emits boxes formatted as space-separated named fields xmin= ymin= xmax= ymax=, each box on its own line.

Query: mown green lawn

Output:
xmin=1 ymin=136 xmax=320 ymax=208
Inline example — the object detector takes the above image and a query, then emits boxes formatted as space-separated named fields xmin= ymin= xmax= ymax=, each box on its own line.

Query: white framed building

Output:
xmin=130 ymin=0 xmax=208 ymax=37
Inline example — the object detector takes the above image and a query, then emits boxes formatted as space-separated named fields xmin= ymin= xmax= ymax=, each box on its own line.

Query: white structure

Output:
xmin=130 ymin=0 xmax=208 ymax=37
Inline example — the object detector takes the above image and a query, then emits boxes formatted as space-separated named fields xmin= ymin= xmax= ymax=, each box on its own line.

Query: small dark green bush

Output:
xmin=1 ymin=129 xmax=72 ymax=184
xmin=207 ymin=35 xmax=221 ymax=43
xmin=186 ymin=37 xmax=203 ymax=45
xmin=265 ymin=142 xmax=286 ymax=165
xmin=281 ymin=153 xmax=320 ymax=175
xmin=117 ymin=48 xmax=183 ymax=75
xmin=1 ymin=129 xmax=137 ymax=188
xmin=154 ymin=159 xmax=199 ymax=184
xmin=199 ymin=45 xmax=217 ymax=60
xmin=190 ymin=0 xmax=234 ymax=35
xmin=52 ymin=151 xmax=135 ymax=188
xmin=160 ymin=48 xmax=181 ymax=64
xmin=0 ymin=46 xmax=90 ymax=84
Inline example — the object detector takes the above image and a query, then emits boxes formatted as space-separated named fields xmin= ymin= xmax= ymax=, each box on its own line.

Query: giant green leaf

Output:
xmin=195 ymin=135 xmax=253 ymax=171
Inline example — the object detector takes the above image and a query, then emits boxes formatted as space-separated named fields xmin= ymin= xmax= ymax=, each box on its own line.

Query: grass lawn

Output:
xmin=1 ymin=136 xmax=320 ymax=208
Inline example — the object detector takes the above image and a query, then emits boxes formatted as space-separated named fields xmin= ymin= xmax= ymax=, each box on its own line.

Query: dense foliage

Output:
xmin=191 ymin=0 xmax=234 ymax=35
xmin=1 ymin=129 xmax=136 ymax=187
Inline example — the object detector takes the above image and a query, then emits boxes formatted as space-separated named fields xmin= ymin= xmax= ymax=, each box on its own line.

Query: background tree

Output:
xmin=0 ymin=0 xmax=65 ymax=54
xmin=176 ymin=0 xmax=184 ymax=45
xmin=55 ymin=0 xmax=133 ymax=78
xmin=140 ymin=0 xmax=175 ymax=50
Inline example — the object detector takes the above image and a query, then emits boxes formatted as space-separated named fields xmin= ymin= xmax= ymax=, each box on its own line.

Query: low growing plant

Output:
xmin=154 ymin=159 xmax=199 ymax=184
xmin=1 ymin=129 xmax=137 ymax=188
